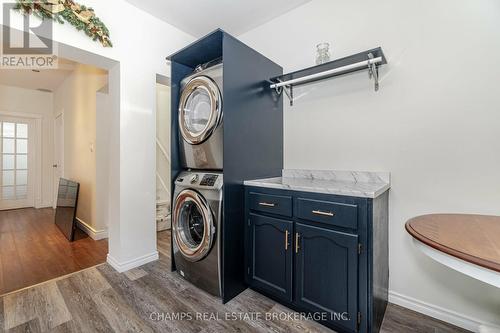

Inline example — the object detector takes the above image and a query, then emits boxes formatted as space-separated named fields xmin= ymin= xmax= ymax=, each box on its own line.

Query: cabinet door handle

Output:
xmin=285 ymin=230 xmax=289 ymax=251
xmin=312 ymin=210 xmax=335 ymax=217
xmin=259 ymin=202 xmax=276 ymax=207
xmin=295 ymin=233 xmax=300 ymax=253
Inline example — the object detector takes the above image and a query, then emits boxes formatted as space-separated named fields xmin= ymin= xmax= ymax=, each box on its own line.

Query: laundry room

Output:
xmin=1 ymin=1 xmax=499 ymax=333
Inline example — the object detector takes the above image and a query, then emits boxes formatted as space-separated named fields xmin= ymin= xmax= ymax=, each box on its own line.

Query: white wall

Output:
xmin=1 ymin=0 xmax=195 ymax=271
xmin=96 ymin=89 xmax=111 ymax=238
xmin=240 ymin=0 xmax=500 ymax=329
xmin=0 ymin=84 xmax=53 ymax=208
xmin=53 ymin=64 xmax=107 ymax=232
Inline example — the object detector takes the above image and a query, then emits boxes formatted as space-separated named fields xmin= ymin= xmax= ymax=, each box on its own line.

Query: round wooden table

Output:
xmin=406 ymin=214 xmax=500 ymax=332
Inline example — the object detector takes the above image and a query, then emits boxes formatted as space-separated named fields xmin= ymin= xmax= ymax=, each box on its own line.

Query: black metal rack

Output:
xmin=269 ymin=47 xmax=387 ymax=105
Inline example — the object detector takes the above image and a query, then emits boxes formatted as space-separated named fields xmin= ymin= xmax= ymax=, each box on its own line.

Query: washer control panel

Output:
xmin=200 ymin=174 xmax=218 ymax=186
xmin=175 ymin=171 xmax=222 ymax=189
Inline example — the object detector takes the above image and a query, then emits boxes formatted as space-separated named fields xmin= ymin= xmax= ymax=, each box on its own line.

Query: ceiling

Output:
xmin=124 ymin=0 xmax=311 ymax=37
xmin=0 ymin=58 xmax=77 ymax=92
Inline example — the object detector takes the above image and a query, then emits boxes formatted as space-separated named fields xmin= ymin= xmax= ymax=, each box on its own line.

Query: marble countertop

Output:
xmin=244 ymin=169 xmax=391 ymax=198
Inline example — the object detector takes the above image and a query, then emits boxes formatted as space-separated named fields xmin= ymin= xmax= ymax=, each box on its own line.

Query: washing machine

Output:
xmin=172 ymin=171 xmax=223 ymax=297
xmin=178 ymin=61 xmax=223 ymax=170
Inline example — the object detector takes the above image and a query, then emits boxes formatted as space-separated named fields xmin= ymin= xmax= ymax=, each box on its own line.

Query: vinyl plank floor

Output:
xmin=56 ymin=275 xmax=114 ymax=332
xmin=3 ymin=281 xmax=71 ymax=331
xmin=92 ymin=287 xmax=154 ymax=333
xmin=0 ymin=230 xmax=471 ymax=333
xmin=0 ymin=208 xmax=108 ymax=296
xmin=0 ymin=298 xmax=4 ymax=332
xmin=6 ymin=318 xmax=41 ymax=333
xmin=156 ymin=231 xmax=171 ymax=258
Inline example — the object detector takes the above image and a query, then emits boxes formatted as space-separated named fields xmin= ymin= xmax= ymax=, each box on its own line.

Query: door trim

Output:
xmin=53 ymin=112 xmax=64 ymax=209
xmin=0 ymin=111 xmax=41 ymax=210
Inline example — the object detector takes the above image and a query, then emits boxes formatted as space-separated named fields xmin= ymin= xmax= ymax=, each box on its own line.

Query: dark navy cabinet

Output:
xmin=295 ymin=223 xmax=359 ymax=332
xmin=248 ymin=213 xmax=293 ymax=302
xmin=245 ymin=186 xmax=389 ymax=333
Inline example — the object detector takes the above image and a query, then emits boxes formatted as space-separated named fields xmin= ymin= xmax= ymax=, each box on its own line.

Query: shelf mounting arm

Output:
xmin=368 ymin=53 xmax=380 ymax=91
xmin=274 ymin=80 xmax=294 ymax=106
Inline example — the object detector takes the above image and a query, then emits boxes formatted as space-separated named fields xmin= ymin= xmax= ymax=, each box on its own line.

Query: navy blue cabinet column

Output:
xmin=168 ymin=29 xmax=283 ymax=303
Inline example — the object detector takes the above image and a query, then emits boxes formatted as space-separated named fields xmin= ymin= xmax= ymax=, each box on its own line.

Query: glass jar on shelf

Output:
xmin=315 ymin=43 xmax=331 ymax=65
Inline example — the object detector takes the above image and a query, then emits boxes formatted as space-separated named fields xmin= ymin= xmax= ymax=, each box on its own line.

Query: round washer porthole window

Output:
xmin=178 ymin=76 xmax=222 ymax=145
xmin=173 ymin=189 xmax=214 ymax=262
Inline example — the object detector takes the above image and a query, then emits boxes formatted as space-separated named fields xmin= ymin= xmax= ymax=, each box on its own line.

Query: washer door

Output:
xmin=178 ymin=76 xmax=222 ymax=145
xmin=173 ymin=189 xmax=215 ymax=262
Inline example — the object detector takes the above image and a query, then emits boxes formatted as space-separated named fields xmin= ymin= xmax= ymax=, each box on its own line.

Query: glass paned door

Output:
xmin=0 ymin=117 xmax=34 ymax=210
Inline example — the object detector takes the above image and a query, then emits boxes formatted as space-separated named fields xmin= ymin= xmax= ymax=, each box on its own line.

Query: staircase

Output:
xmin=156 ymin=137 xmax=171 ymax=231
xmin=156 ymin=197 xmax=171 ymax=231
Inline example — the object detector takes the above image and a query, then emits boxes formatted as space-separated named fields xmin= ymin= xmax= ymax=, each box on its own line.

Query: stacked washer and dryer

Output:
xmin=169 ymin=30 xmax=283 ymax=303
xmin=172 ymin=61 xmax=225 ymax=297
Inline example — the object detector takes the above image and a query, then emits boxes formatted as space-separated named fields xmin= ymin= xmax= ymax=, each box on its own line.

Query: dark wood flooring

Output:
xmin=0 ymin=208 xmax=108 ymax=296
xmin=0 ymin=230 xmax=470 ymax=332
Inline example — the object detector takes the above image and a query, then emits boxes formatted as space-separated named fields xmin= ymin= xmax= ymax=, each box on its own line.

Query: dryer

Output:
xmin=178 ymin=62 xmax=223 ymax=170
xmin=172 ymin=171 xmax=223 ymax=297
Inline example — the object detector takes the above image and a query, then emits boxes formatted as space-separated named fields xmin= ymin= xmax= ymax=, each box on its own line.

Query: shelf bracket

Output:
xmin=367 ymin=53 xmax=380 ymax=92
xmin=283 ymin=85 xmax=293 ymax=106
xmin=274 ymin=80 xmax=294 ymax=106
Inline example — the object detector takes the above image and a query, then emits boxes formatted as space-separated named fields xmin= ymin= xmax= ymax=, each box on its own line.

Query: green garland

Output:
xmin=14 ymin=0 xmax=112 ymax=47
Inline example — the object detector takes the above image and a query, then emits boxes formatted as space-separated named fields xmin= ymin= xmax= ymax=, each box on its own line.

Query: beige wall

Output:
xmin=240 ymin=0 xmax=500 ymax=329
xmin=53 ymin=65 xmax=108 ymax=231
xmin=0 ymin=84 xmax=54 ymax=208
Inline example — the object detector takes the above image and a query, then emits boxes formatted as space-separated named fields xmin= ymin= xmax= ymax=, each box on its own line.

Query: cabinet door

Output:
xmin=295 ymin=223 xmax=359 ymax=332
xmin=247 ymin=213 xmax=293 ymax=302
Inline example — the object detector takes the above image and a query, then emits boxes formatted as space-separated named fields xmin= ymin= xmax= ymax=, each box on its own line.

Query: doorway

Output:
xmin=0 ymin=116 xmax=35 ymax=210
xmin=0 ymin=58 xmax=110 ymax=296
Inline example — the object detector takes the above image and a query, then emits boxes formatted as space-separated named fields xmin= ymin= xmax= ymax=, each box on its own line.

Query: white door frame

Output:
xmin=53 ymin=112 xmax=64 ymax=209
xmin=0 ymin=111 xmax=42 ymax=209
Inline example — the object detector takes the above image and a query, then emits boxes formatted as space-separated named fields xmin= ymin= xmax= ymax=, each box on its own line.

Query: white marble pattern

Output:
xmin=244 ymin=169 xmax=391 ymax=198
xmin=282 ymin=169 xmax=391 ymax=184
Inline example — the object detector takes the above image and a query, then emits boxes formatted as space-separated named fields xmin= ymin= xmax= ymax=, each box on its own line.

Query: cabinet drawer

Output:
xmin=249 ymin=191 xmax=292 ymax=217
xmin=296 ymin=198 xmax=358 ymax=229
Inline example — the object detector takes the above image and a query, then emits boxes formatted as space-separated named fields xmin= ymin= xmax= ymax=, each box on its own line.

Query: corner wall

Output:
xmin=240 ymin=0 xmax=500 ymax=330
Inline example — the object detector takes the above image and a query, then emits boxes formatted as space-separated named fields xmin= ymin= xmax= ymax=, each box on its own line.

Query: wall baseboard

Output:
xmin=107 ymin=252 xmax=159 ymax=273
xmin=35 ymin=204 xmax=53 ymax=209
xmin=76 ymin=217 xmax=108 ymax=240
xmin=389 ymin=290 xmax=499 ymax=332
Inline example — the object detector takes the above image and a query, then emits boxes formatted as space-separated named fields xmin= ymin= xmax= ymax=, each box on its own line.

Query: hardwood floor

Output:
xmin=0 ymin=230 xmax=470 ymax=332
xmin=0 ymin=208 xmax=108 ymax=296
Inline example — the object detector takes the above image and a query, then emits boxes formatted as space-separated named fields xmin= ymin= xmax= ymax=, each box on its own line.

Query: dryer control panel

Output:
xmin=175 ymin=171 xmax=223 ymax=190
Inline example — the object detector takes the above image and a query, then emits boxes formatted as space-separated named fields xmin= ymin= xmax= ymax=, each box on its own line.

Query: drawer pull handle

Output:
xmin=295 ymin=233 xmax=300 ymax=253
xmin=259 ymin=202 xmax=276 ymax=207
xmin=312 ymin=210 xmax=335 ymax=217
xmin=285 ymin=230 xmax=289 ymax=251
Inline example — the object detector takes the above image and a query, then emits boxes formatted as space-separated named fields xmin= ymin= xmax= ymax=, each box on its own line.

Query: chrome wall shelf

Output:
xmin=269 ymin=47 xmax=387 ymax=106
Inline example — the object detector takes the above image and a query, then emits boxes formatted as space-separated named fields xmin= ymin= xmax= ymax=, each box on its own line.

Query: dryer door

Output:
xmin=173 ymin=189 xmax=215 ymax=262
xmin=178 ymin=76 xmax=222 ymax=145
